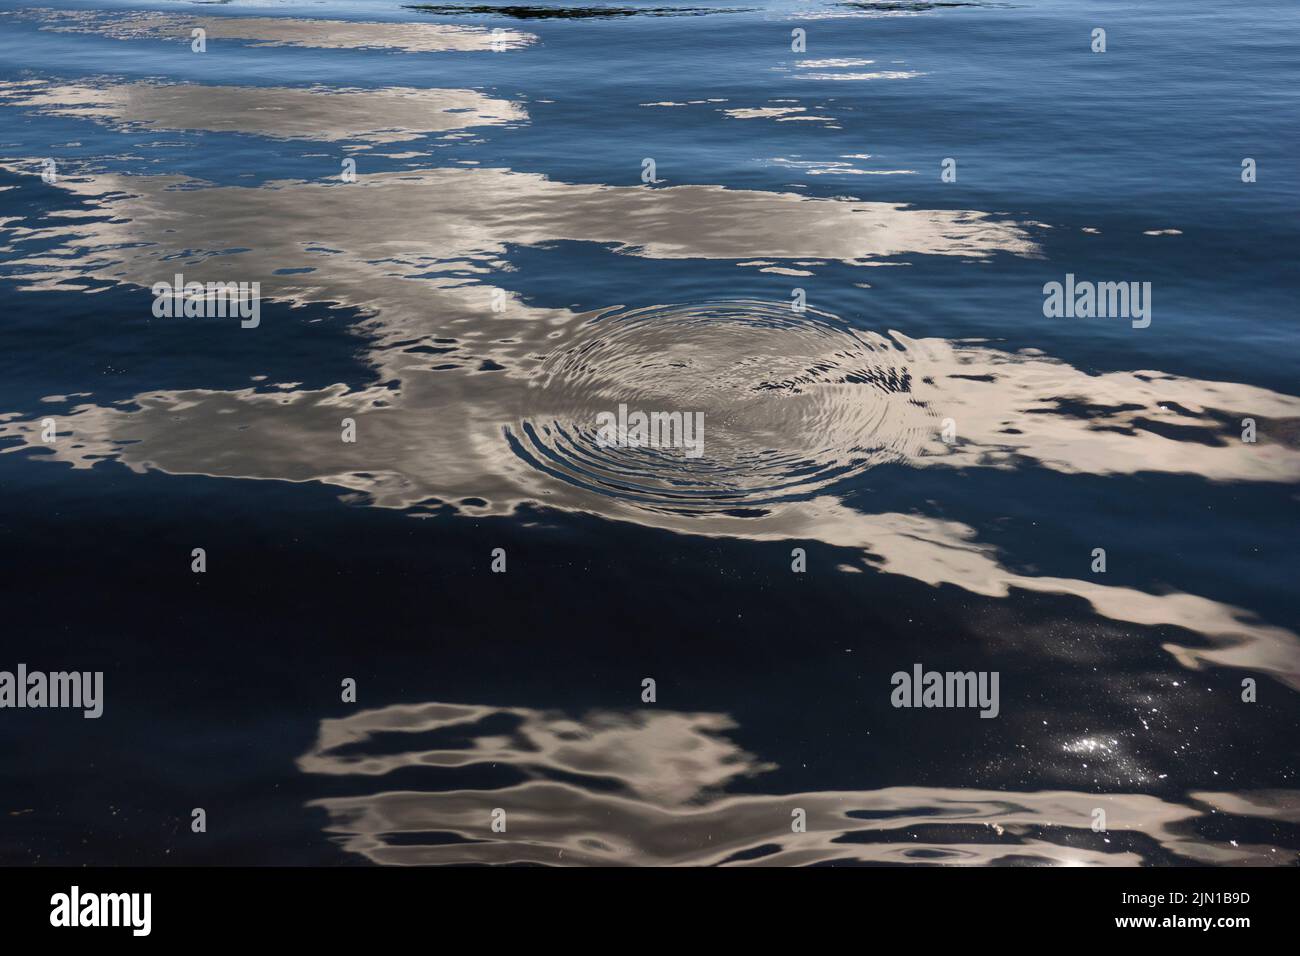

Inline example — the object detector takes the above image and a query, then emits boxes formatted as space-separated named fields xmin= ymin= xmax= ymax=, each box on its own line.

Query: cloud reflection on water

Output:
xmin=298 ymin=700 xmax=1299 ymax=865
xmin=1 ymin=159 xmax=1297 ymax=690
xmin=6 ymin=7 xmax=537 ymax=52
xmin=0 ymin=79 xmax=528 ymax=143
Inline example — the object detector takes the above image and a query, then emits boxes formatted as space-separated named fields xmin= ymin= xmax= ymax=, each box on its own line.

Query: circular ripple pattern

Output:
xmin=508 ymin=300 xmax=937 ymax=511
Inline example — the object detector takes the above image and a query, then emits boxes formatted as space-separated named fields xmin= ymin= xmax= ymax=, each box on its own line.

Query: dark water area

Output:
xmin=0 ymin=0 xmax=1296 ymax=866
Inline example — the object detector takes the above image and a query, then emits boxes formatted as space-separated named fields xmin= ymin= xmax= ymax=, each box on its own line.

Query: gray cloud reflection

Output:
xmin=6 ymin=8 xmax=537 ymax=53
xmin=298 ymin=700 xmax=1300 ymax=865
xmin=0 ymin=79 xmax=528 ymax=144
xmin=1 ymin=162 xmax=1297 ymax=690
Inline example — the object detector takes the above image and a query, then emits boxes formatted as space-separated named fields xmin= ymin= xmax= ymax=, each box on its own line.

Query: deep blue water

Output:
xmin=0 ymin=0 xmax=1297 ymax=865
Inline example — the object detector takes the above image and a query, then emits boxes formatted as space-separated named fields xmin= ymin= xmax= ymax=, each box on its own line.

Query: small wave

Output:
xmin=507 ymin=300 xmax=936 ymax=511
xmin=405 ymin=3 xmax=755 ymax=18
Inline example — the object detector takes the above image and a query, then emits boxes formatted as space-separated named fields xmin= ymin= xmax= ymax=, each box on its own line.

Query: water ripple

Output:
xmin=508 ymin=300 xmax=936 ymax=511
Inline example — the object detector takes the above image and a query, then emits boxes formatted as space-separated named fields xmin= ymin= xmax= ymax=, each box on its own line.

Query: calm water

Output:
xmin=0 ymin=0 xmax=1297 ymax=865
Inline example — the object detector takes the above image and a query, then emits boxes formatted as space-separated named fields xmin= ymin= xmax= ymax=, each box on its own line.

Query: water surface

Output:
xmin=0 ymin=0 xmax=1297 ymax=865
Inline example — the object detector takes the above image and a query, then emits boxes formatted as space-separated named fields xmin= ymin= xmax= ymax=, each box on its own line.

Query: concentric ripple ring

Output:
xmin=506 ymin=299 xmax=938 ymax=512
